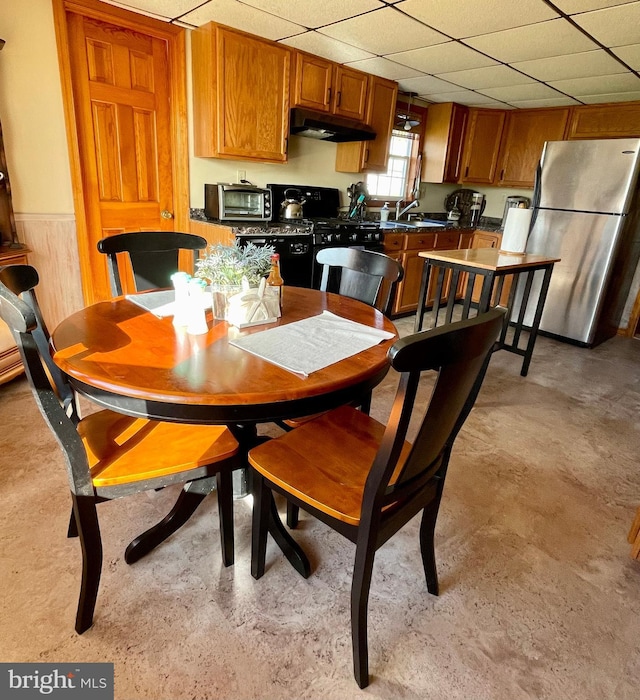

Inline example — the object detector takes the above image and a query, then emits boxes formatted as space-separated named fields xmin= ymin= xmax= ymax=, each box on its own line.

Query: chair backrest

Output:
xmin=0 ymin=264 xmax=77 ymax=420
xmin=0 ymin=270 xmax=91 ymax=495
xmin=97 ymin=231 xmax=207 ymax=296
xmin=315 ymin=247 xmax=403 ymax=316
xmin=363 ymin=308 xmax=505 ymax=517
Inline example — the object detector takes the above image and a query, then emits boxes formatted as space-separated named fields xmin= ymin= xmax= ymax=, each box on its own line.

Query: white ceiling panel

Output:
xmin=612 ymin=44 xmax=640 ymax=70
xmin=390 ymin=41 xmax=497 ymax=74
xmin=281 ymin=32 xmax=374 ymax=63
xmin=478 ymin=83 xmax=563 ymax=102
xmin=97 ymin=0 xmax=640 ymax=107
xmin=572 ymin=3 xmax=640 ymax=48
xmin=548 ymin=73 xmax=640 ymax=96
xmin=436 ymin=65 xmax=536 ymax=90
xmin=239 ymin=0 xmax=385 ymax=29
xmin=506 ymin=97 xmax=581 ymax=108
xmin=399 ymin=0 xmax=559 ymax=39
xmin=180 ymin=0 xmax=306 ymax=38
xmin=318 ymin=7 xmax=447 ymax=54
xmin=344 ymin=57 xmax=424 ymax=81
xmin=510 ymin=50 xmax=626 ymax=81
xmin=465 ymin=18 xmax=599 ymax=63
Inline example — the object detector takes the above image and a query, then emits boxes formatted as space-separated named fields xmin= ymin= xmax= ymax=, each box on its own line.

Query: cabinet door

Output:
xmin=335 ymin=76 xmax=398 ymax=173
xmin=497 ymin=108 xmax=569 ymax=187
xmin=396 ymin=249 xmax=426 ymax=314
xmin=0 ymin=251 xmax=28 ymax=385
xmin=459 ymin=108 xmax=506 ymax=184
xmin=568 ymin=102 xmax=640 ymax=139
xmin=292 ymin=51 xmax=332 ymax=113
xmin=422 ymin=102 xmax=468 ymax=183
xmin=193 ymin=24 xmax=290 ymax=162
xmin=333 ymin=65 xmax=368 ymax=122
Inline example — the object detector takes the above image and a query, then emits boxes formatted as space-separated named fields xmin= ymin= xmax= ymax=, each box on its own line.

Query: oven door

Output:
xmin=237 ymin=236 xmax=313 ymax=289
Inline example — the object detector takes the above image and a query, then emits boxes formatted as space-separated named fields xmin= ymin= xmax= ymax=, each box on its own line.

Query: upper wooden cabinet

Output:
xmin=496 ymin=108 xmax=570 ymax=187
xmin=422 ymin=102 xmax=468 ymax=183
xmin=568 ymin=102 xmax=640 ymax=139
xmin=335 ymin=76 xmax=398 ymax=173
xmin=292 ymin=52 xmax=368 ymax=122
xmin=459 ymin=108 xmax=506 ymax=184
xmin=191 ymin=23 xmax=290 ymax=162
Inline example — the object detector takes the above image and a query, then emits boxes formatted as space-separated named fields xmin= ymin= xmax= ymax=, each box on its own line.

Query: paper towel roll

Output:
xmin=501 ymin=207 xmax=532 ymax=254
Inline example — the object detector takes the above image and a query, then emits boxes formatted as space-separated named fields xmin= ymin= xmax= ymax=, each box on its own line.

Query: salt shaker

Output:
xmin=187 ymin=278 xmax=209 ymax=335
xmin=171 ymin=271 xmax=191 ymax=328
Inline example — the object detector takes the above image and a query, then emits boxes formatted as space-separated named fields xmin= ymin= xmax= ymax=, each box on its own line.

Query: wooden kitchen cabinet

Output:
xmin=422 ymin=102 xmax=469 ymax=183
xmin=567 ymin=101 xmax=640 ymax=139
xmin=335 ymin=75 xmax=398 ymax=173
xmin=292 ymin=52 xmax=368 ymax=122
xmin=496 ymin=108 xmax=570 ymax=187
xmin=467 ymin=231 xmax=511 ymax=305
xmin=0 ymin=248 xmax=29 ymax=384
xmin=459 ymin=108 xmax=506 ymax=184
xmin=192 ymin=23 xmax=290 ymax=163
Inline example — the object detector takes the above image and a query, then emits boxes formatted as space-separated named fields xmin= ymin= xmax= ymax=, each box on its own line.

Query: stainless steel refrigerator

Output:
xmin=524 ymin=138 xmax=640 ymax=347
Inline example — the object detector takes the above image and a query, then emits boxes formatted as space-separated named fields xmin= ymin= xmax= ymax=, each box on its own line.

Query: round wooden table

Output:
xmin=51 ymin=286 xmax=398 ymax=575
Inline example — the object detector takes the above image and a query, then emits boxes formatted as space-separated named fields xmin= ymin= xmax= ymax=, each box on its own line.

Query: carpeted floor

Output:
xmin=1 ymin=317 xmax=639 ymax=699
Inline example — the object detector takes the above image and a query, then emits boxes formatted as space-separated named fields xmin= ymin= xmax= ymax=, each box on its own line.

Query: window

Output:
xmin=366 ymin=130 xmax=419 ymax=200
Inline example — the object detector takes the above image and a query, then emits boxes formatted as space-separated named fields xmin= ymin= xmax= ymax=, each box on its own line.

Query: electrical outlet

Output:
xmin=237 ymin=169 xmax=246 ymax=183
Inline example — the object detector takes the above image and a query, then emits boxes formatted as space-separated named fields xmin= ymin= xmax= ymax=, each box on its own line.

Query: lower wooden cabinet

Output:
xmin=0 ymin=248 xmax=29 ymax=384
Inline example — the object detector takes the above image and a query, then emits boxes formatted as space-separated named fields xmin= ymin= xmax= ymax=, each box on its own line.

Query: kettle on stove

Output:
xmin=280 ymin=188 xmax=306 ymax=220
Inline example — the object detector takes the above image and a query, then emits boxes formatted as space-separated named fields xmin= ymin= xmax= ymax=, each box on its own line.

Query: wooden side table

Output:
xmin=414 ymin=248 xmax=560 ymax=377
xmin=0 ymin=247 xmax=30 ymax=384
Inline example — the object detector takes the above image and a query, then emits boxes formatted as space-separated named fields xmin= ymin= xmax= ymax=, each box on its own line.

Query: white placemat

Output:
xmin=230 ymin=310 xmax=395 ymax=377
xmin=126 ymin=290 xmax=212 ymax=318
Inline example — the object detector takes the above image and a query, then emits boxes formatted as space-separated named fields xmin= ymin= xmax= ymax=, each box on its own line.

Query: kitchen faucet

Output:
xmin=395 ymin=199 xmax=420 ymax=220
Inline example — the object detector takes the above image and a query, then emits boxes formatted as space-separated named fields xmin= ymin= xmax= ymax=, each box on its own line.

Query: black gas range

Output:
xmin=235 ymin=184 xmax=384 ymax=289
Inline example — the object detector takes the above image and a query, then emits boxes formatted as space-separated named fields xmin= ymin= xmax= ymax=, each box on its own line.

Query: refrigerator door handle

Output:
xmin=529 ymin=160 xmax=542 ymax=237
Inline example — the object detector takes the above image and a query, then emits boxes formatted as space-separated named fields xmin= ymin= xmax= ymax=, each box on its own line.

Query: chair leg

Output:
xmin=419 ymin=506 xmax=439 ymax=596
xmin=72 ymin=495 xmax=102 ymax=634
xmin=124 ymin=483 xmax=207 ymax=564
xmin=67 ymin=506 xmax=78 ymax=538
xmin=216 ymin=469 xmax=234 ymax=567
xmin=351 ymin=542 xmax=376 ymax=689
xmin=286 ymin=501 xmax=299 ymax=528
xmin=251 ymin=472 xmax=271 ymax=580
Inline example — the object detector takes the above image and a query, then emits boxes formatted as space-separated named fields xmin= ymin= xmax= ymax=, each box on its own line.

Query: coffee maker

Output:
xmin=502 ymin=196 xmax=530 ymax=227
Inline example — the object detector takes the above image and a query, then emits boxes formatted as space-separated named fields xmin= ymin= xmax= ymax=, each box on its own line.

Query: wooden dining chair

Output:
xmin=0 ymin=265 xmax=240 ymax=634
xmin=97 ymin=231 xmax=207 ymax=296
xmin=249 ymin=307 xmax=505 ymax=688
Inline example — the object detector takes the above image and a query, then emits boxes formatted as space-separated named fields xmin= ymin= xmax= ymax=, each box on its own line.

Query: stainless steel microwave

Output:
xmin=204 ymin=183 xmax=272 ymax=223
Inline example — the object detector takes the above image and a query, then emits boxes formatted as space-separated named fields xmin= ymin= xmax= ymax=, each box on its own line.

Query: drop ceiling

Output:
xmin=101 ymin=0 xmax=640 ymax=109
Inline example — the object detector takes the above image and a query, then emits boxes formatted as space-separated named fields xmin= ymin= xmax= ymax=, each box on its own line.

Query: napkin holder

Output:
xmin=227 ymin=285 xmax=280 ymax=329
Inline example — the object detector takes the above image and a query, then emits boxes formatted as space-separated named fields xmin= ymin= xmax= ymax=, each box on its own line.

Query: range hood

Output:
xmin=290 ymin=108 xmax=376 ymax=143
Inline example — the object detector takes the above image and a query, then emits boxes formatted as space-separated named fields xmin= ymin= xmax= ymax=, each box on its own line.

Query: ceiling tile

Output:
xmin=389 ymin=41 xmax=497 ymax=74
xmin=423 ymin=90 xmax=512 ymax=108
xmin=399 ymin=0 xmax=559 ymax=39
xmin=101 ymin=0 xmax=201 ymax=20
xmin=548 ymin=73 xmax=640 ymax=96
xmin=612 ymin=44 xmax=640 ymax=70
xmin=510 ymin=50 xmax=627 ymax=81
xmin=552 ymin=0 xmax=638 ymax=15
xmin=344 ymin=57 xmax=424 ymax=80
xmin=281 ymin=32 xmax=375 ymax=63
xmin=436 ymin=65 xmax=536 ymax=90
xmin=506 ymin=97 xmax=581 ymax=108
xmin=572 ymin=3 xmax=640 ymax=47
xmin=479 ymin=83 xmax=564 ymax=101
xmin=318 ymin=7 xmax=447 ymax=54
xmin=580 ymin=90 xmax=640 ymax=103
xmin=398 ymin=75 xmax=463 ymax=94
xmin=465 ymin=18 xmax=599 ymax=63
xmin=239 ymin=0 xmax=385 ymax=28
xmin=181 ymin=0 xmax=306 ymax=38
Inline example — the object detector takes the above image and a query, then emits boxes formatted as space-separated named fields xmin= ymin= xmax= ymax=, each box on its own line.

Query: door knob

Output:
xmin=161 ymin=210 xmax=173 ymax=219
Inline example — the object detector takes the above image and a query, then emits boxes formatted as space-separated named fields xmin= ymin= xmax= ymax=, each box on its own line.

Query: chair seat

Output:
xmin=79 ymin=411 xmax=238 ymax=488
xmin=249 ymin=405 xmax=411 ymax=526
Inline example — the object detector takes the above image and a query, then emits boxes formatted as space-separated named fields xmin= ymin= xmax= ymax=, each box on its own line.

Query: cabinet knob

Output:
xmin=161 ymin=210 xmax=174 ymax=219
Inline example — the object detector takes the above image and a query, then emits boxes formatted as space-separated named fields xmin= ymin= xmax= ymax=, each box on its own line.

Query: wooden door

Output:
xmin=293 ymin=52 xmax=333 ymax=112
xmin=497 ymin=108 xmax=570 ymax=187
xmin=333 ymin=66 xmax=368 ymax=121
xmin=459 ymin=108 xmax=506 ymax=184
xmin=53 ymin=0 xmax=188 ymax=304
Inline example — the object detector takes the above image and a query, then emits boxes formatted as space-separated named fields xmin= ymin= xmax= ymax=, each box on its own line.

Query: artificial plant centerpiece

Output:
xmin=195 ymin=241 xmax=275 ymax=319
